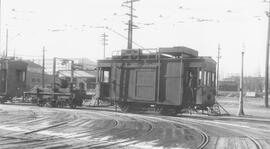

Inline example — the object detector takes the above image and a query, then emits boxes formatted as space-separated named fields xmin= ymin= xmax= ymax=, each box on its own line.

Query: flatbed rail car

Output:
xmin=23 ymin=58 xmax=86 ymax=109
xmin=23 ymin=89 xmax=84 ymax=108
xmin=0 ymin=59 xmax=27 ymax=103
xmin=96 ymin=46 xmax=216 ymax=115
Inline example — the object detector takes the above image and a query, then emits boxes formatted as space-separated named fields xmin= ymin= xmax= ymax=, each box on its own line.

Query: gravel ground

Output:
xmin=0 ymin=104 xmax=203 ymax=149
xmin=217 ymin=96 xmax=270 ymax=119
xmin=1 ymin=98 xmax=270 ymax=149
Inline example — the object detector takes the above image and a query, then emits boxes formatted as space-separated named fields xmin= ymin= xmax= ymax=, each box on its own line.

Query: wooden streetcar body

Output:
xmin=96 ymin=46 xmax=216 ymax=115
xmin=0 ymin=59 xmax=27 ymax=103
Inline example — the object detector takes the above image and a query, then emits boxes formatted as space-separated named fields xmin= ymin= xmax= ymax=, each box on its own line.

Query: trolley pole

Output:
xmin=216 ymin=44 xmax=221 ymax=97
xmin=265 ymin=1 xmax=270 ymax=108
xmin=42 ymin=46 xmax=45 ymax=88
xmin=238 ymin=51 xmax=245 ymax=116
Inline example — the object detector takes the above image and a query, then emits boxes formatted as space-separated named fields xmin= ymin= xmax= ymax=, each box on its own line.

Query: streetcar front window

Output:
xmin=98 ymin=68 xmax=110 ymax=83
xmin=103 ymin=71 xmax=110 ymax=83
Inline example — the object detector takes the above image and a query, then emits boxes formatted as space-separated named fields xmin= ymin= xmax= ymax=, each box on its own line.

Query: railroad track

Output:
xmin=249 ymin=136 xmax=263 ymax=149
xmin=112 ymin=112 xmax=209 ymax=149
xmin=1 ymin=104 xmax=267 ymax=149
xmin=167 ymin=116 xmax=263 ymax=149
xmin=70 ymin=112 xmax=155 ymax=149
xmin=0 ymin=104 xmax=207 ymax=149
xmin=133 ymin=113 xmax=266 ymax=149
xmin=89 ymin=114 xmax=155 ymax=149
xmin=23 ymin=111 xmax=122 ymax=149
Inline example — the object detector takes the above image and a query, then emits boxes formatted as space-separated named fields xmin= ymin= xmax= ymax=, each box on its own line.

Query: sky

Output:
xmin=1 ymin=0 xmax=269 ymax=78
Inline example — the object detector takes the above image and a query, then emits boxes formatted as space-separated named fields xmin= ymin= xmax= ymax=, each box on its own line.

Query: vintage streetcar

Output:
xmin=0 ymin=59 xmax=27 ymax=103
xmin=96 ymin=46 xmax=216 ymax=115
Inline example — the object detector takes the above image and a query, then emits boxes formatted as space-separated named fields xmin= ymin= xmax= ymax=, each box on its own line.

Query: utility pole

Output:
xmin=0 ymin=0 xmax=2 ymax=56
xmin=70 ymin=60 xmax=74 ymax=90
xmin=265 ymin=1 xmax=270 ymax=108
xmin=42 ymin=46 xmax=45 ymax=88
xmin=5 ymin=28 xmax=8 ymax=57
xmin=123 ymin=0 xmax=139 ymax=49
xmin=216 ymin=44 xmax=221 ymax=96
xmin=238 ymin=51 xmax=245 ymax=116
xmin=101 ymin=33 xmax=108 ymax=59
xmin=53 ymin=57 xmax=56 ymax=90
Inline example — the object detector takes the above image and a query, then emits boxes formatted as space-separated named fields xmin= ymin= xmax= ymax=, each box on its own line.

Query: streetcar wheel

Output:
xmin=69 ymin=98 xmax=77 ymax=109
xmin=50 ymin=101 xmax=57 ymax=108
xmin=160 ymin=107 xmax=177 ymax=116
xmin=118 ymin=103 xmax=132 ymax=113
xmin=69 ymin=103 xmax=76 ymax=109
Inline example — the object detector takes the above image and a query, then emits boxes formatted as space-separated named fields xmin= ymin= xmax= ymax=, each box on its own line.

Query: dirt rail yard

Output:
xmin=0 ymin=100 xmax=270 ymax=149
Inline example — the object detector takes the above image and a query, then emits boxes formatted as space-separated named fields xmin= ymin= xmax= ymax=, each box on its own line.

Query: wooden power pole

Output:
xmin=53 ymin=57 xmax=56 ymax=90
xmin=265 ymin=1 xmax=270 ymax=108
xmin=42 ymin=46 xmax=45 ymax=88
xmin=101 ymin=33 xmax=108 ymax=59
xmin=0 ymin=0 xmax=2 ymax=56
xmin=123 ymin=0 xmax=139 ymax=49
xmin=216 ymin=44 xmax=221 ymax=96
xmin=238 ymin=51 xmax=245 ymax=116
xmin=5 ymin=28 xmax=8 ymax=57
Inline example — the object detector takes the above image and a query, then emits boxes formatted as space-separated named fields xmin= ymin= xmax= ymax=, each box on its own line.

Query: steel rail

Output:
xmin=85 ymin=113 xmax=155 ymax=149
xmin=179 ymin=117 xmax=263 ymax=149
xmin=98 ymin=116 xmax=155 ymax=148
xmin=159 ymin=117 xmax=209 ymax=149
xmin=114 ymin=113 xmax=209 ymax=149
xmin=248 ymin=135 xmax=263 ymax=149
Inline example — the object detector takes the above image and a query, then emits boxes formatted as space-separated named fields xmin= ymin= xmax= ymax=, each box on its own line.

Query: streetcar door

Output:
xmin=196 ymin=69 xmax=204 ymax=105
xmin=0 ymin=69 xmax=7 ymax=94
xmin=196 ymin=69 xmax=215 ymax=106
xmin=96 ymin=67 xmax=110 ymax=100
xmin=183 ymin=68 xmax=197 ymax=105
xmin=159 ymin=62 xmax=183 ymax=105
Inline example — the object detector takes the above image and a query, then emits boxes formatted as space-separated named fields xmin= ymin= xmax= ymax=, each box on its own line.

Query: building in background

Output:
xmin=219 ymin=76 xmax=264 ymax=93
xmin=23 ymin=60 xmax=53 ymax=89
xmin=32 ymin=58 xmax=96 ymax=75
xmin=219 ymin=80 xmax=238 ymax=92
xmin=58 ymin=70 xmax=96 ymax=92
xmin=25 ymin=58 xmax=96 ymax=90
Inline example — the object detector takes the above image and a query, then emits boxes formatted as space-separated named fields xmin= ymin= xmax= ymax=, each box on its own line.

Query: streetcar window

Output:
xmin=103 ymin=71 xmax=110 ymax=83
xmin=99 ymin=68 xmax=110 ymax=83
xmin=16 ymin=70 xmax=26 ymax=82
xmin=208 ymin=72 xmax=211 ymax=86
xmin=0 ymin=70 xmax=6 ymax=82
xmin=198 ymin=70 xmax=202 ymax=86
xmin=204 ymin=71 xmax=207 ymax=86
xmin=212 ymin=73 xmax=215 ymax=87
xmin=201 ymin=70 xmax=204 ymax=86
xmin=185 ymin=71 xmax=189 ymax=86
